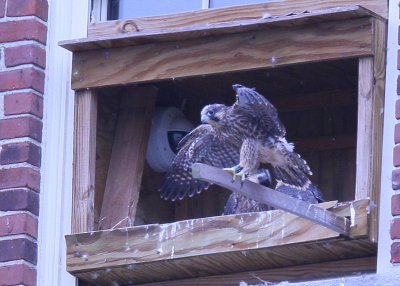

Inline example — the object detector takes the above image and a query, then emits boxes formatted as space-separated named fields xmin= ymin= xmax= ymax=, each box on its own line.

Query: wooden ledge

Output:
xmin=66 ymin=197 xmax=372 ymax=284
xmin=60 ymin=6 xmax=380 ymax=52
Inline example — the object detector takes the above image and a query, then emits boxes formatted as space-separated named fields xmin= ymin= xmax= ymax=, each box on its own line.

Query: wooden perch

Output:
xmin=192 ymin=163 xmax=351 ymax=235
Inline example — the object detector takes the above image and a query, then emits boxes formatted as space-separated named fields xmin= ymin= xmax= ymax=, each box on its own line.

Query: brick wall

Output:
xmin=392 ymin=18 xmax=400 ymax=263
xmin=0 ymin=1 xmax=48 ymax=285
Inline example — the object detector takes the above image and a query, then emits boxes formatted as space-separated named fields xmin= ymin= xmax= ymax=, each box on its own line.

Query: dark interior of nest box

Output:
xmin=94 ymin=58 xmax=358 ymax=228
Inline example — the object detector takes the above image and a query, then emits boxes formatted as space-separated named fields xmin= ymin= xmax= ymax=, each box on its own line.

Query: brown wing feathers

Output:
xmin=159 ymin=125 xmax=239 ymax=201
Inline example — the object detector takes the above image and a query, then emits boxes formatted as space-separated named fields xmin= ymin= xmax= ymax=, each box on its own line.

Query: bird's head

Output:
xmin=200 ymin=104 xmax=227 ymax=126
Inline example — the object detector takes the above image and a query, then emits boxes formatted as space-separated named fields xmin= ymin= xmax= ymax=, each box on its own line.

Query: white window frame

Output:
xmin=37 ymin=0 xmax=90 ymax=286
xmin=377 ymin=0 xmax=400 ymax=273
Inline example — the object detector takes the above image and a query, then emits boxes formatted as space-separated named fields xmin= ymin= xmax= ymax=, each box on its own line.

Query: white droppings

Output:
xmin=366 ymin=200 xmax=377 ymax=214
xmin=170 ymin=223 xmax=177 ymax=237
xmin=144 ymin=233 xmax=150 ymax=239
xmin=105 ymin=268 xmax=112 ymax=273
xmin=262 ymin=12 xmax=271 ymax=19
xmin=90 ymin=272 xmax=100 ymax=279
xmin=241 ymin=250 xmax=248 ymax=256
xmin=271 ymin=56 xmax=277 ymax=63
xmin=126 ymin=264 xmax=136 ymax=270
xmin=350 ymin=202 xmax=356 ymax=227
xmin=171 ymin=245 xmax=175 ymax=258
xmin=81 ymin=252 xmax=89 ymax=261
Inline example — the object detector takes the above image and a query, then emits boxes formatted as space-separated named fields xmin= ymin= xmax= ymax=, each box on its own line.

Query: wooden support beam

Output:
xmin=86 ymin=2 xmax=386 ymax=37
xmin=99 ymin=86 xmax=157 ymax=230
xmin=66 ymin=199 xmax=371 ymax=284
xmin=68 ymin=17 xmax=372 ymax=90
xmin=355 ymin=19 xmax=386 ymax=241
xmin=192 ymin=163 xmax=350 ymax=235
xmin=72 ymin=90 xmax=97 ymax=233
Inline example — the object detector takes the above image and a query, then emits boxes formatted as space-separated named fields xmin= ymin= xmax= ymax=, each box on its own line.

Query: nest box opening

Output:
xmin=94 ymin=58 xmax=358 ymax=227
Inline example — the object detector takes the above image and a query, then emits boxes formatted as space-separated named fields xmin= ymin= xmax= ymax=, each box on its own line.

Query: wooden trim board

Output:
xmin=86 ymin=1 xmax=387 ymax=37
xmin=68 ymin=16 xmax=373 ymax=90
xmin=62 ymin=6 xmax=379 ymax=52
xmin=72 ymin=90 xmax=97 ymax=233
xmin=132 ymin=256 xmax=376 ymax=286
xmin=355 ymin=18 xmax=387 ymax=242
xmin=66 ymin=199 xmax=372 ymax=284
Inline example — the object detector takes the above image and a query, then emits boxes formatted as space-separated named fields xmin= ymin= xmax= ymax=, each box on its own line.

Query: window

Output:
xmin=62 ymin=2 xmax=387 ymax=285
xmin=210 ymin=0 xmax=267 ymax=8
xmin=105 ymin=0 xmax=268 ymax=20
xmin=108 ymin=0 xmax=203 ymax=19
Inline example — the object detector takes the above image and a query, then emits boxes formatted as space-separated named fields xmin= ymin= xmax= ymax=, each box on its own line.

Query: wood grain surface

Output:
xmin=85 ymin=2 xmax=386 ymax=37
xmin=69 ymin=17 xmax=372 ymax=89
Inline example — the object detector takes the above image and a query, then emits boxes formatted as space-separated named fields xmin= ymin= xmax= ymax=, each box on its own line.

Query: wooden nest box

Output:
xmin=60 ymin=2 xmax=387 ymax=285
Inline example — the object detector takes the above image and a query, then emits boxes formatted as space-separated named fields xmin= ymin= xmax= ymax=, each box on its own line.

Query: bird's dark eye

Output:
xmin=207 ymin=110 xmax=214 ymax=116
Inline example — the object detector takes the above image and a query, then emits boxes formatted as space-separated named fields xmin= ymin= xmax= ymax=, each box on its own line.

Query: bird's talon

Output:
xmin=223 ymin=165 xmax=243 ymax=182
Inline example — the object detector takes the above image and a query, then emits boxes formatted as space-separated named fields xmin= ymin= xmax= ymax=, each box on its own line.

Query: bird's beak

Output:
xmin=201 ymin=114 xmax=209 ymax=124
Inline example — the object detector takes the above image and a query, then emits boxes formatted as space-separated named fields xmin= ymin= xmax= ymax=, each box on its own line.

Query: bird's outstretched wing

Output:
xmin=232 ymin=84 xmax=286 ymax=137
xmin=159 ymin=124 xmax=239 ymax=201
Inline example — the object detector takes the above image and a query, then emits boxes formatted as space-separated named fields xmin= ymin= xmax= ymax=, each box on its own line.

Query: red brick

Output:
xmin=0 ymin=213 xmax=38 ymax=238
xmin=5 ymin=44 xmax=46 ymax=69
xmin=0 ymin=68 xmax=45 ymax=93
xmin=0 ymin=142 xmax=41 ymax=167
xmin=0 ymin=168 xmax=40 ymax=192
xmin=394 ymin=145 xmax=400 ymax=167
xmin=393 ymin=170 xmax=400 ymax=190
xmin=398 ymin=75 xmax=400 ymax=95
xmin=0 ymin=116 xmax=42 ymax=141
xmin=0 ymin=238 xmax=37 ymax=264
xmin=4 ymin=92 xmax=43 ymax=118
xmin=0 ymin=264 xmax=36 ymax=286
xmin=396 ymin=124 xmax=400 ymax=144
xmin=0 ymin=189 xmax=39 ymax=215
xmin=392 ymin=242 xmax=400 ymax=263
xmin=0 ymin=19 xmax=46 ymax=44
xmin=398 ymin=50 xmax=400 ymax=70
xmin=391 ymin=218 xmax=400 ymax=239
xmin=7 ymin=0 xmax=48 ymax=21
xmin=0 ymin=0 xmax=5 ymax=17
xmin=397 ymin=100 xmax=400 ymax=120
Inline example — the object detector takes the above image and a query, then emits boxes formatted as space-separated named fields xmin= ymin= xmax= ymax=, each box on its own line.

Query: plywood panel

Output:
xmin=94 ymin=90 xmax=121 ymax=229
xmin=87 ymin=1 xmax=386 ymax=37
xmin=99 ymin=86 xmax=157 ymax=230
xmin=70 ymin=17 xmax=372 ymax=89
